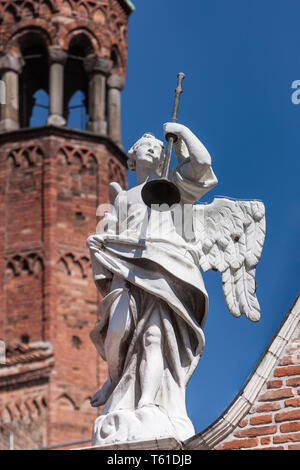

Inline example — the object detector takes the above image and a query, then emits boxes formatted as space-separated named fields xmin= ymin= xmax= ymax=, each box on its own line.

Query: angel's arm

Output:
xmin=163 ymin=122 xmax=217 ymax=185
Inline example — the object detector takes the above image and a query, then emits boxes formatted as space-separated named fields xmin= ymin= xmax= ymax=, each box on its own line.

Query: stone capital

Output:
xmin=48 ymin=47 xmax=68 ymax=65
xmin=107 ymin=74 xmax=126 ymax=90
xmin=84 ymin=55 xmax=112 ymax=76
xmin=0 ymin=54 xmax=24 ymax=74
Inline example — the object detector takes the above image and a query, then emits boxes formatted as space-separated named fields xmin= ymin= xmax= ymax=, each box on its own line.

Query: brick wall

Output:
xmin=182 ymin=297 xmax=300 ymax=451
xmin=0 ymin=387 xmax=48 ymax=450
xmin=0 ymin=0 xmax=130 ymax=73
xmin=0 ymin=342 xmax=53 ymax=450
xmin=217 ymin=363 xmax=300 ymax=450
xmin=0 ymin=127 xmax=127 ymax=448
xmin=215 ymin=298 xmax=300 ymax=450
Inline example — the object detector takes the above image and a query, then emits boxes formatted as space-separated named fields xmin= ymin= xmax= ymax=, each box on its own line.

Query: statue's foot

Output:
xmin=90 ymin=379 xmax=114 ymax=407
xmin=90 ymin=389 xmax=106 ymax=407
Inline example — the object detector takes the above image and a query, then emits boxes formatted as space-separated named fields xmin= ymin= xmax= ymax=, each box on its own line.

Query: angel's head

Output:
xmin=127 ymin=133 xmax=165 ymax=177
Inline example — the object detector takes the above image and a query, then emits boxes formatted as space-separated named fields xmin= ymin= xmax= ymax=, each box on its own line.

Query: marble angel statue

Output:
xmin=86 ymin=122 xmax=266 ymax=445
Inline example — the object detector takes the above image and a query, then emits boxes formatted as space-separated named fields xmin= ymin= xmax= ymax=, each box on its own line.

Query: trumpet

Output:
xmin=141 ymin=73 xmax=185 ymax=209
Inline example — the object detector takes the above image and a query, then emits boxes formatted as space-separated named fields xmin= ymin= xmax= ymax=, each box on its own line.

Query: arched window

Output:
xmin=66 ymin=90 xmax=88 ymax=130
xmin=64 ymin=34 xmax=92 ymax=130
xmin=29 ymin=89 xmax=49 ymax=127
xmin=19 ymin=32 xmax=49 ymax=127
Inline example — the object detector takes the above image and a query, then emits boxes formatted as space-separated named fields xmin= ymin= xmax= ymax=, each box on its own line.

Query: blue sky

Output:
xmin=122 ymin=1 xmax=300 ymax=433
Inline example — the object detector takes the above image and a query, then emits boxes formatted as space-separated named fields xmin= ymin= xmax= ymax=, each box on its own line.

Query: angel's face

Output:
xmin=134 ymin=139 xmax=163 ymax=172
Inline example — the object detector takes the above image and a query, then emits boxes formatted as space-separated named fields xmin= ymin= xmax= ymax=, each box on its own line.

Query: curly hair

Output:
xmin=127 ymin=133 xmax=165 ymax=172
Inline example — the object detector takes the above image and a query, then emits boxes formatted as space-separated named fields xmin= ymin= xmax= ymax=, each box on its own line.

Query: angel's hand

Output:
xmin=166 ymin=122 xmax=212 ymax=173
xmin=163 ymin=122 xmax=188 ymax=140
xmin=163 ymin=122 xmax=190 ymax=163
xmin=86 ymin=235 xmax=101 ymax=250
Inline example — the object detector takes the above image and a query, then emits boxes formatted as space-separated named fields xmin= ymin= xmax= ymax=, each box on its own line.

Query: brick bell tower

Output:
xmin=0 ymin=0 xmax=133 ymax=449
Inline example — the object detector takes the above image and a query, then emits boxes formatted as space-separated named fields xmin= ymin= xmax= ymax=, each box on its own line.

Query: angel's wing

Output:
xmin=108 ymin=181 xmax=123 ymax=205
xmin=193 ymin=197 xmax=266 ymax=322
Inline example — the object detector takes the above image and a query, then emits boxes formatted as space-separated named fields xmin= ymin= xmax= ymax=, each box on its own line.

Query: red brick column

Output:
xmin=42 ymin=138 xmax=58 ymax=344
xmin=42 ymin=138 xmax=58 ymax=446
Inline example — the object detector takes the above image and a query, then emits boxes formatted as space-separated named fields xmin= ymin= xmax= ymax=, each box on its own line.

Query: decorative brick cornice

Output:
xmin=58 ymin=252 xmax=91 ymax=279
xmin=0 ymin=125 xmax=128 ymax=167
xmin=0 ymin=341 xmax=54 ymax=391
xmin=5 ymin=253 xmax=44 ymax=274
xmin=6 ymin=144 xmax=44 ymax=166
